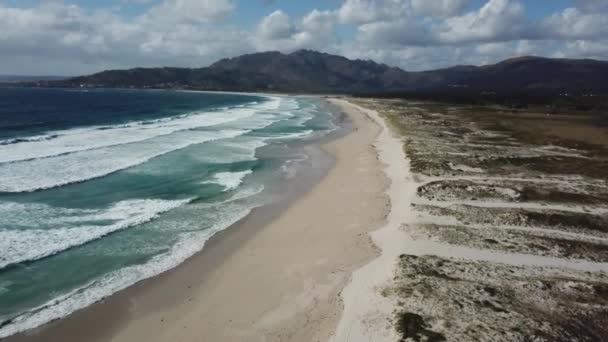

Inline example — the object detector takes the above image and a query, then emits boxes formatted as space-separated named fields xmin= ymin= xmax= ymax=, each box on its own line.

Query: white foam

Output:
xmin=0 ymin=95 xmax=325 ymax=193
xmin=218 ymin=138 xmax=267 ymax=161
xmin=0 ymin=96 xmax=294 ymax=193
xmin=0 ymin=280 xmax=11 ymax=296
xmin=0 ymin=95 xmax=336 ymax=338
xmin=223 ymin=184 xmax=265 ymax=202
xmin=0 ymin=202 xmax=94 ymax=229
xmin=281 ymin=153 xmax=310 ymax=179
xmin=0 ymin=98 xmax=280 ymax=164
xmin=290 ymin=111 xmax=315 ymax=127
xmin=0 ymin=129 xmax=247 ymax=193
xmin=205 ymin=170 xmax=253 ymax=191
xmin=219 ymin=106 xmax=293 ymax=132
xmin=0 ymin=204 xmax=253 ymax=339
xmin=0 ymin=198 xmax=192 ymax=269
xmin=265 ymin=129 xmax=315 ymax=140
xmin=0 ymin=134 xmax=59 ymax=146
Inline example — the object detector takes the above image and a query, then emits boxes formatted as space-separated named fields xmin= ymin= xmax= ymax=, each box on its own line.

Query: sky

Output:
xmin=1 ymin=0 xmax=608 ymax=75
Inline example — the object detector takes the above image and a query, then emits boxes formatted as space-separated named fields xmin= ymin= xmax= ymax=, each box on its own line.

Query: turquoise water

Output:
xmin=0 ymin=89 xmax=337 ymax=337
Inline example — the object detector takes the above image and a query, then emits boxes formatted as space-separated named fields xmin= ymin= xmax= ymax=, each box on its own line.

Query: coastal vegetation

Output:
xmin=351 ymin=97 xmax=608 ymax=341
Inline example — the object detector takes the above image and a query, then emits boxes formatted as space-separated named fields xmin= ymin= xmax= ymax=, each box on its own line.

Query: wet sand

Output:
xmin=7 ymin=97 xmax=390 ymax=342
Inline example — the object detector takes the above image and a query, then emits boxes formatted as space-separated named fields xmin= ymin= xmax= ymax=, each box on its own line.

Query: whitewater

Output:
xmin=0 ymin=88 xmax=337 ymax=339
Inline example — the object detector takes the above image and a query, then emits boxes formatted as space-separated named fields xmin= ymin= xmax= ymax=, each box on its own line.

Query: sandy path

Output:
xmin=414 ymin=198 xmax=608 ymax=215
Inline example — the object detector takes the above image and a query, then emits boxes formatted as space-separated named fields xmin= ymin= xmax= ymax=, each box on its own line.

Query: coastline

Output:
xmin=329 ymin=99 xmax=415 ymax=342
xmin=6 ymin=96 xmax=391 ymax=342
xmin=333 ymin=98 xmax=608 ymax=341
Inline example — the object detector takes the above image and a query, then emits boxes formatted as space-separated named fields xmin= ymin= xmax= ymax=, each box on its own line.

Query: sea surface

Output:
xmin=0 ymin=88 xmax=337 ymax=337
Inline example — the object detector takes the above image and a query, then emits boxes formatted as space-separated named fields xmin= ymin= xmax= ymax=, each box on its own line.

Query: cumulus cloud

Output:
xmin=257 ymin=10 xmax=294 ymax=39
xmin=346 ymin=0 xmax=531 ymax=48
xmin=436 ymin=0 xmax=528 ymax=44
xmin=145 ymin=0 xmax=235 ymax=24
xmin=574 ymin=0 xmax=608 ymax=12
xmin=356 ymin=19 xmax=432 ymax=47
xmin=121 ymin=0 xmax=155 ymax=4
xmin=336 ymin=0 xmax=470 ymax=23
xmin=541 ymin=7 xmax=608 ymax=40
xmin=337 ymin=0 xmax=412 ymax=24
xmin=411 ymin=0 xmax=470 ymax=17
xmin=0 ymin=0 xmax=249 ymax=74
xmin=329 ymin=0 xmax=608 ymax=70
xmin=254 ymin=9 xmax=337 ymax=51
xmin=1 ymin=0 xmax=608 ymax=75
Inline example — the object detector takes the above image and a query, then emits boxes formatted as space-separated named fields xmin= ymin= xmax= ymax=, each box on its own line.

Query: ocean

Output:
xmin=0 ymin=88 xmax=338 ymax=337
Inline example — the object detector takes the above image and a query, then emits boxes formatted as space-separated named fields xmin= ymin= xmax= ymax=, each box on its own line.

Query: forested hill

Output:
xmin=50 ymin=50 xmax=608 ymax=94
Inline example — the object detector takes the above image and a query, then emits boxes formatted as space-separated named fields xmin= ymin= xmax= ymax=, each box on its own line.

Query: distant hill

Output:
xmin=61 ymin=50 xmax=409 ymax=93
xmin=1 ymin=75 xmax=69 ymax=83
xmin=424 ymin=56 xmax=608 ymax=93
xmin=46 ymin=51 xmax=608 ymax=94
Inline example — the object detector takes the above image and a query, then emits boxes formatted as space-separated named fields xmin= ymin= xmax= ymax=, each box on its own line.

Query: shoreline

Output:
xmin=6 ymin=97 xmax=391 ymax=342
xmin=329 ymin=99 xmax=416 ymax=341
xmin=336 ymin=98 xmax=608 ymax=341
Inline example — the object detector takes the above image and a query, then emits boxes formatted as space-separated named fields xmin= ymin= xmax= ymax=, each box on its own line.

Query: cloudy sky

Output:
xmin=1 ymin=0 xmax=608 ymax=75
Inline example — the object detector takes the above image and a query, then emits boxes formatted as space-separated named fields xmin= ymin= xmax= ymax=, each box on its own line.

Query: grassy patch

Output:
xmin=395 ymin=312 xmax=446 ymax=342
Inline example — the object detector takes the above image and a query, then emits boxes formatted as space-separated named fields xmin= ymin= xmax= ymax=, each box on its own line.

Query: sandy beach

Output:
xmin=10 ymin=95 xmax=606 ymax=342
xmin=8 ymin=97 xmax=398 ymax=342
xmin=330 ymin=99 xmax=415 ymax=342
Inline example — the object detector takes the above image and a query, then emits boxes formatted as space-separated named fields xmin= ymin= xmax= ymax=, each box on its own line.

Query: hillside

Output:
xmin=50 ymin=51 xmax=608 ymax=94
xmin=0 ymin=75 xmax=68 ymax=83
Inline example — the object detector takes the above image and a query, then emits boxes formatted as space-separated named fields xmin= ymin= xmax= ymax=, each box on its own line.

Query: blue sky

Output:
xmin=0 ymin=0 xmax=607 ymax=75
xmin=0 ymin=1 xmax=577 ymax=25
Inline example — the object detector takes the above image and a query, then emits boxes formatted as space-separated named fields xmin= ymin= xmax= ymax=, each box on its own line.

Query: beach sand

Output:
xmin=9 ymin=97 xmax=395 ymax=342
xmin=330 ymin=99 xmax=416 ymax=342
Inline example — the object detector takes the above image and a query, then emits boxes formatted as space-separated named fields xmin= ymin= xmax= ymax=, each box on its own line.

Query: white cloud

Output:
xmin=555 ymin=39 xmax=608 ymax=60
xmin=145 ymin=0 xmax=235 ymax=24
xmin=337 ymin=0 xmax=386 ymax=24
xmin=574 ymin=0 xmax=608 ymax=12
xmin=121 ymin=0 xmax=155 ymax=4
xmin=0 ymin=0 xmax=248 ymax=74
xmin=1 ymin=0 xmax=608 ymax=75
xmin=337 ymin=0 xmax=411 ymax=24
xmin=301 ymin=9 xmax=334 ymax=33
xmin=541 ymin=7 xmax=608 ymax=40
xmin=436 ymin=0 xmax=527 ymax=44
xmin=349 ymin=0 xmax=533 ymax=48
xmin=254 ymin=9 xmax=337 ymax=52
xmin=411 ymin=0 xmax=470 ymax=17
xmin=357 ymin=19 xmax=431 ymax=47
xmin=257 ymin=10 xmax=293 ymax=39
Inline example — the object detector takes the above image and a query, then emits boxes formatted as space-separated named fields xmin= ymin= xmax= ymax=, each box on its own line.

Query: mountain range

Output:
xmin=51 ymin=50 xmax=608 ymax=94
xmin=0 ymin=75 xmax=68 ymax=83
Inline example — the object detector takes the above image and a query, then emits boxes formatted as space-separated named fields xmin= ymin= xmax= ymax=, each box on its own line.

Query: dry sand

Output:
xmin=329 ymin=99 xmax=416 ymax=342
xmin=9 ymin=97 xmax=395 ymax=342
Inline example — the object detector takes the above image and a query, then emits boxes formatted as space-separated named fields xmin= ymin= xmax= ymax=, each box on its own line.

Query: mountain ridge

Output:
xmin=1 ymin=75 xmax=69 ymax=82
xmin=48 ymin=50 xmax=608 ymax=94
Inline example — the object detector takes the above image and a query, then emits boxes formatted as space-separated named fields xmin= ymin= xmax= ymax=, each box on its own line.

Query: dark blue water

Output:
xmin=0 ymin=88 xmax=260 ymax=140
xmin=0 ymin=88 xmax=336 ymax=338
